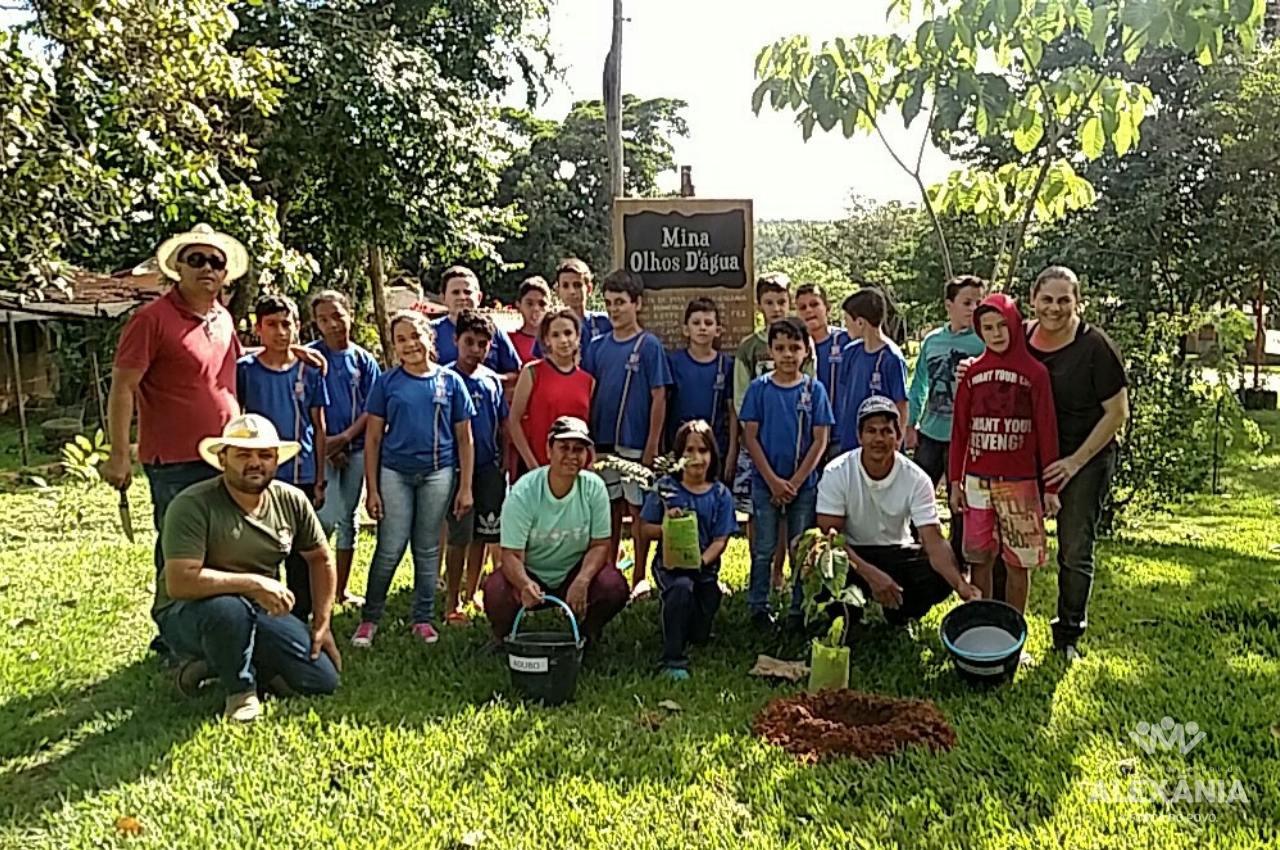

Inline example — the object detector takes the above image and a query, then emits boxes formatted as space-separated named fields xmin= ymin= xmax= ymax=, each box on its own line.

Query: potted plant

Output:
xmin=591 ymin=453 xmax=696 ymax=567
xmin=651 ymin=458 xmax=699 ymax=569
xmin=809 ymin=616 xmax=850 ymax=692
xmin=795 ymin=528 xmax=866 ymax=692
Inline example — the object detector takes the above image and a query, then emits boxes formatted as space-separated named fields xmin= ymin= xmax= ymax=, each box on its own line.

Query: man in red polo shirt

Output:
xmin=104 ymin=225 xmax=248 ymax=588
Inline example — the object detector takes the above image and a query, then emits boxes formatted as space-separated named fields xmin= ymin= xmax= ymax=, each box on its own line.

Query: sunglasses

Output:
xmin=181 ymin=251 xmax=227 ymax=272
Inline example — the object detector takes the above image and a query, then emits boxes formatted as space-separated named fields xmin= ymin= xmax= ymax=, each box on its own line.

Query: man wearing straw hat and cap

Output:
xmin=104 ymin=224 xmax=323 ymax=654
xmin=153 ymin=413 xmax=341 ymax=722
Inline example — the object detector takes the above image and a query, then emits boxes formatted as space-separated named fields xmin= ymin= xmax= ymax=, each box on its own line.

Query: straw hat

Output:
xmin=156 ymin=223 xmax=250 ymax=282
xmin=198 ymin=414 xmax=301 ymax=470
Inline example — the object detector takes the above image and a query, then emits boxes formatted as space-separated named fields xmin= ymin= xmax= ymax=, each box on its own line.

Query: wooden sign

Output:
xmin=613 ymin=198 xmax=755 ymax=353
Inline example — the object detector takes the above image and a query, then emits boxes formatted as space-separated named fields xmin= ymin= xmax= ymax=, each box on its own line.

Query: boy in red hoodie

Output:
xmin=949 ymin=294 xmax=1060 ymax=617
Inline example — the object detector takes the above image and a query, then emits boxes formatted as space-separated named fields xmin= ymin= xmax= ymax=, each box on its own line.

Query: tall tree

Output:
xmin=233 ymin=0 xmax=554 ymax=285
xmin=491 ymin=95 xmax=688 ymax=299
xmin=751 ymin=0 xmax=1267 ymax=288
xmin=1 ymin=0 xmax=303 ymax=289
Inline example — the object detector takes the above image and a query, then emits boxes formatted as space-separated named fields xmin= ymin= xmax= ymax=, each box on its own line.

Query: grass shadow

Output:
xmin=0 ymin=658 xmax=209 ymax=825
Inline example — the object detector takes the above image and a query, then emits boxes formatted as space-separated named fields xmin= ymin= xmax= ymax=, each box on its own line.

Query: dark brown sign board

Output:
xmin=613 ymin=198 xmax=755 ymax=354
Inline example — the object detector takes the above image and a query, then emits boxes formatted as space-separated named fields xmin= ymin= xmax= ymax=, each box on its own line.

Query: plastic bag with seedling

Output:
xmin=592 ymin=453 xmax=700 ymax=568
xmin=797 ymin=528 xmax=866 ymax=631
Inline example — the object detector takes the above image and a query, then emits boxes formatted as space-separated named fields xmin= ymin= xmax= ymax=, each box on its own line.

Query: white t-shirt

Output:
xmin=816 ymin=450 xmax=940 ymax=546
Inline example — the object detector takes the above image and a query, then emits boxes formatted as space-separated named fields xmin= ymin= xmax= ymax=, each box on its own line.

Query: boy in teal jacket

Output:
xmin=907 ymin=275 xmax=986 ymax=562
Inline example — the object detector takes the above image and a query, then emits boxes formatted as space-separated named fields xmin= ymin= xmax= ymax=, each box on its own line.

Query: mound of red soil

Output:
xmin=753 ymin=690 xmax=956 ymax=763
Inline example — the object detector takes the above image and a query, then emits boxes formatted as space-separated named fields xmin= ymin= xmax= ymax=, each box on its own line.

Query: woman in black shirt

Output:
xmin=1028 ymin=266 xmax=1130 ymax=662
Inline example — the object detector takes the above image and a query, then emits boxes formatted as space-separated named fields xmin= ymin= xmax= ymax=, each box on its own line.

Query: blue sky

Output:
xmin=526 ymin=0 xmax=956 ymax=220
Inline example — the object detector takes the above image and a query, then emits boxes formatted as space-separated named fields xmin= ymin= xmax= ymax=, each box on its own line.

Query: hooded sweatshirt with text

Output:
xmin=948 ymin=293 xmax=1061 ymax=493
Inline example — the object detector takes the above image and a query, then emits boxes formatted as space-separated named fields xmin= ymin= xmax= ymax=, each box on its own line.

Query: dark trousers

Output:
xmin=912 ymin=435 xmax=965 ymax=566
xmin=144 ymin=460 xmax=221 ymax=576
xmin=286 ymin=483 xmax=317 ymax=623
xmin=653 ymin=566 xmax=722 ymax=669
xmin=484 ymin=561 xmax=630 ymax=642
xmin=845 ymin=545 xmax=954 ymax=625
xmin=158 ymin=595 xmax=339 ymax=698
xmin=1050 ymin=445 xmax=1117 ymax=647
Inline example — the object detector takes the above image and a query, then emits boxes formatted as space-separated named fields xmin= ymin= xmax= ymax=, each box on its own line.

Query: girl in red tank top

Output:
xmin=508 ymin=309 xmax=595 ymax=475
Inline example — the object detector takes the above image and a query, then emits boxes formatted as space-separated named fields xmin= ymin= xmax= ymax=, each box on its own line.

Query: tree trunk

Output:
xmin=367 ymin=245 xmax=392 ymax=367
xmin=1254 ymin=271 xmax=1266 ymax=391
xmin=604 ymin=0 xmax=624 ymax=265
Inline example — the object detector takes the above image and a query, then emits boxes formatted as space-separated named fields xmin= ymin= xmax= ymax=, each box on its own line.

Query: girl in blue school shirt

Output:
xmin=308 ymin=290 xmax=381 ymax=607
xmin=353 ymin=310 xmax=475 ymax=649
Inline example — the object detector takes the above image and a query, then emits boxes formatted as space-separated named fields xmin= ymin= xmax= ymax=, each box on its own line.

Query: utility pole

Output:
xmin=604 ymin=0 xmax=624 ymax=264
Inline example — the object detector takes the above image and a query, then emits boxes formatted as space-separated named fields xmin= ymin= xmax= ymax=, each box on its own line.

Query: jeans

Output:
xmin=912 ymin=434 xmax=965 ymax=566
xmin=748 ymin=482 xmax=817 ymax=615
xmin=363 ymin=466 xmax=456 ymax=625
xmin=483 ymin=561 xmax=630 ymax=643
xmin=317 ymin=449 xmax=364 ymax=551
xmin=158 ymin=595 xmax=339 ymax=697
xmin=653 ymin=566 xmax=722 ymax=669
xmin=144 ymin=460 xmax=221 ymax=576
xmin=1051 ymin=445 xmax=1117 ymax=647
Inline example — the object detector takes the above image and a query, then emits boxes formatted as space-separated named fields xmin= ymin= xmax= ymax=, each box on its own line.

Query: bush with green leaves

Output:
xmin=1103 ymin=306 xmax=1267 ymax=528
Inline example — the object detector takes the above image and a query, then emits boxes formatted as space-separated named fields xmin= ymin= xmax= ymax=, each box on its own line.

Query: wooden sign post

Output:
xmin=612 ymin=198 xmax=755 ymax=353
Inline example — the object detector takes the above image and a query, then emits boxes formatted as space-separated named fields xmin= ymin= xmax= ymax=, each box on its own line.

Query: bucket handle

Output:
xmin=509 ymin=594 xmax=581 ymax=645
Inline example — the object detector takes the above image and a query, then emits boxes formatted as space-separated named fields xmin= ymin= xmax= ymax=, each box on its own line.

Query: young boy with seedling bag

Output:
xmin=582 ymin=270 xmax=673 ymax=589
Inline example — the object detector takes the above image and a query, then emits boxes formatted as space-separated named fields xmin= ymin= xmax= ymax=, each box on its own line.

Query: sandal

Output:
xmin=445 ymin=610 xmax=471 ymax=626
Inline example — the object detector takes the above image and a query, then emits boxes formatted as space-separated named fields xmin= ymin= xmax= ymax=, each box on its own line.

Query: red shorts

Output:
xmin=963 ymin=475 xmax=1047 ymax=569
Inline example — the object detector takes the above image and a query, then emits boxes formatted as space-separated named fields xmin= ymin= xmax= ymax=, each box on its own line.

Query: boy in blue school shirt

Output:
xmin=740 ymin=317 xmax=834 ymax=634
xmin=308 ymin=289 xmax=381 ymax=607
xmin=836 ymin=288 xmax=909 ymax=454
xmin=443 ymin=310 xmax=509 ymax=624
xmin=431 ymin=265 xmax=521 ymax=383
xmin=555 ymin=257 xmax=612 ymax=342
xmin=796 ymin=283 xmax=850 ymax=458
xmin=582 ymin=269 xmax=673 ymax=592
xmin=236 ymin=293 xmax=330 ymax=620
xmin=666 ymin=297 xmax=737 ymax=474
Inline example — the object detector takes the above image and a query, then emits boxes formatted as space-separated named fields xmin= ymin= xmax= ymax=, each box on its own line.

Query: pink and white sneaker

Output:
xmin=411 ymin=623 xmax=440 ymax=644
xmin=351 ymin=621 xmax=377 ymax=648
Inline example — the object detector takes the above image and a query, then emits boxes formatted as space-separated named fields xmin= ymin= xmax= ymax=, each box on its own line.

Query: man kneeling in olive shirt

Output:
xmin=152 ymin=414 xmax=342 ymax=722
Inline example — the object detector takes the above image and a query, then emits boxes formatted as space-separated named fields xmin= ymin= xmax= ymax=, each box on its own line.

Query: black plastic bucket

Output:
xmin=940 ymin=600 xmax=1027 ymax=684
xmin=505 ymin=595 xmax=585 ymax=706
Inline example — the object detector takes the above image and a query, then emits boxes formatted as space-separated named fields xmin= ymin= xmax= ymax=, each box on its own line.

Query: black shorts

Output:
xmin=446 ymin=462 xmax=505 ymax=545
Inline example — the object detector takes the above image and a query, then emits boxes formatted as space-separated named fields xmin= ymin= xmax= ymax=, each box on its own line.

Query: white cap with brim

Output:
xmin=857 ymin=395 xmax=901 ymax=430
xmin=156 ymin=223 xmax=250 ymax=283
xmin=198 ymin=414 xmax=301 ymax=471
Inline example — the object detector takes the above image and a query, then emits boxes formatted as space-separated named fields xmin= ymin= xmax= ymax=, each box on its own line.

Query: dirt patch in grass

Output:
xmin=753 ymin=690 xmax=956 ymax=763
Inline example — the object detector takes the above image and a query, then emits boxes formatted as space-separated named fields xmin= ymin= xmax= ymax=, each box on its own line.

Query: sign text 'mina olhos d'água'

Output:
xmin=620 ymin=207 xmax=748 ymax=289
xmin=613 ymin=198 xmax=755 ymax=353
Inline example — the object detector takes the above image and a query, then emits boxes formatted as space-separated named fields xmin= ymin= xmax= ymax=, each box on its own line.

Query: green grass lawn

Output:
xmin=3 ymin=421 xmax=1280 ymax=848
